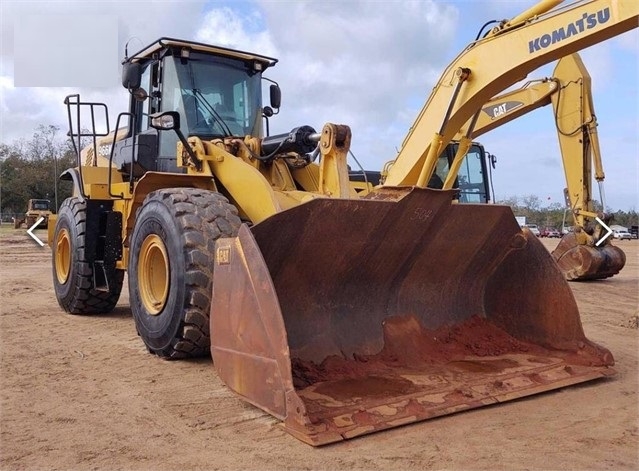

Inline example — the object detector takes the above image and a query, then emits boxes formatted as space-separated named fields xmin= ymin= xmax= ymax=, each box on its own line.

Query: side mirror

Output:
xmin=269 ymin=84 xmax=281 ymax=109
xmin=149 ymin=111 xmax=180 ymax=131
xmin=149 ymin=111 xmax=201 ymax=171
xmin=488 ymin=152 xmax=497 ymax=169
xmin=122 ymin=62 xmax=142 ymax=90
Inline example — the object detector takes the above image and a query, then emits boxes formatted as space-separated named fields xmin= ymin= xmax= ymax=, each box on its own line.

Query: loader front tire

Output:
xmin=52 ymin=197 xmax=124 ymax=314
xmin=129 ymin=188 xmax=241 ymax=359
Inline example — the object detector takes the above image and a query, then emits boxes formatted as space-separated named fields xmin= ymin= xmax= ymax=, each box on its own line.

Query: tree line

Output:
xmin=1 ymin=124 xmax=637 ymax=229
xmin=498 ymin=194 xmax=638 ymax=230
xmin=0 ymin=125 xmax=76 ymax=221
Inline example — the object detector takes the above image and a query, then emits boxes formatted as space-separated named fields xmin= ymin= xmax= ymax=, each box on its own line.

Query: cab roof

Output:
xmin=124 ymin=37 xmax=278 ymax=70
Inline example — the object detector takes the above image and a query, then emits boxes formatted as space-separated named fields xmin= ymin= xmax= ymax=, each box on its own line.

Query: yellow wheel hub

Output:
xmin=55 ymin=228 xmax=71 ymax=284
xmin=138 ymin=234 xmax=170 ymax=315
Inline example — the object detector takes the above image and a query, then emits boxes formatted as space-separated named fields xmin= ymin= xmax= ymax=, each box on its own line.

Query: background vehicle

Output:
xmin=49 ymin=0 xmax=636 ymax=446
xmin=541 ymin=227 xmax=562 ymax=238
xmin=351 ymin=139 xmax=493 ymax=202
xmin=526 ymin=223 xmax=541 ymax=236
xmin=384 ymin=52 xmax=625 ymax=280
xmin=13 ymin=199 xmax=52 ymax=229
xmin=613 ymin=229 xmax=632 ymax=240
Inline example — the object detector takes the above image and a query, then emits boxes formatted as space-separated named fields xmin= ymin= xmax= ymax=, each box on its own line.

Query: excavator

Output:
xmin=384 ymin=51 xmax=626 ymax=281
xmin=460 ymin=52 xmax=625 ymax=280
xmin=48 ymin=0 xmax=637 ymax=445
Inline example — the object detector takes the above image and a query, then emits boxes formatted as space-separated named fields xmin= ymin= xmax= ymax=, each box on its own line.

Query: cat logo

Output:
xmin=481 ymin=100 xmax=524 ymax=120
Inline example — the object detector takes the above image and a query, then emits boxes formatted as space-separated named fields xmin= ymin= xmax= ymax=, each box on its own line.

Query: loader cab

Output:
xmin=117 ymin=38 xmax=278 ymax=175
xmin=28 ymin=199 xmax=51 ymax=211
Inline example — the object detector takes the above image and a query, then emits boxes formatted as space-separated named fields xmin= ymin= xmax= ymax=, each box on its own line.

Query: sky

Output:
xmin=1 ymin=0 xmax=638 ymax=211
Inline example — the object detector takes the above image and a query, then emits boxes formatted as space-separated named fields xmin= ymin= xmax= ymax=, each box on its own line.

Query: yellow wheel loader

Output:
xmin=14 ymin=199 xmax=52 ymax=229
xmin=49 ymin=0 xmax=637 ymax=445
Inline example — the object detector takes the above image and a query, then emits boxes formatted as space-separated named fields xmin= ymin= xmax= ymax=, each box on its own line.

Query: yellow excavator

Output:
xmin=49 ymin=0 xmax=637 ymax=445
xmin=421 ymin=52 xmax=626 ymax=281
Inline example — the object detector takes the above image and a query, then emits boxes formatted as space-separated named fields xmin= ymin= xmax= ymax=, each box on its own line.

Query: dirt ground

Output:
xmin=1 ymin=227 xmax=637 ymax=470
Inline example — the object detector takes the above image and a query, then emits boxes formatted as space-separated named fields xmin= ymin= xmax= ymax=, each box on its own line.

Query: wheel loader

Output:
xmin=49 ymin=0 xmax=637 ymax=445
xmin=14 ymin=199 xmax=52 ymax=229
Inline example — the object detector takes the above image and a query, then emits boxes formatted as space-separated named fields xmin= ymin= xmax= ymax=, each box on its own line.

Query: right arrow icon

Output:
xmin=595 ymin=217 xmax=613 ymax=247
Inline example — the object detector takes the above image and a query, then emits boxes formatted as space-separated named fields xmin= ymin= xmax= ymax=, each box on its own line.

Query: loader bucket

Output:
xmin=210 ymin=187 xmax=615 ymax=446
xmin=552 ymin=232 xmax=626 ymax=281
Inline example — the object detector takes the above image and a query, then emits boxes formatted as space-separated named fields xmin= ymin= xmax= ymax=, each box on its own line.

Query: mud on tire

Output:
xmin=52 ymin=197 xmax=124 ymax=314
xmin=129 ymin=188 xmax=241 ymax=359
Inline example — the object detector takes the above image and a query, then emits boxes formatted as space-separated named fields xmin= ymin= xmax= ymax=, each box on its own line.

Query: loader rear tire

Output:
xmin=128 ymin=188 xmax=241 ymax=359
xmin=52 ymin=197 xmax=124 ymax=314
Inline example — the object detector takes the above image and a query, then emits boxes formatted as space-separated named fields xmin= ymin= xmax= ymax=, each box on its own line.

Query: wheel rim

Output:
xmin=138 ymin=234 xmax=170 ymax=315
xmin=55 ymin=228 xmax=71 ymax=284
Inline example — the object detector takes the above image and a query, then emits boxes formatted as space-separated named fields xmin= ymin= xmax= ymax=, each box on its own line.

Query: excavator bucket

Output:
xmin=210 ymin=187 xmax=614 ymax=446
xmin=552 ymin=233 xmax=626 ymax=281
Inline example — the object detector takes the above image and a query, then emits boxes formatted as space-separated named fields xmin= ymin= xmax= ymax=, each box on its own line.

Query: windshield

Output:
xmin=456 ymin=144 xmax=488 ymax=203
xmin=430 ymin=144 xmax=488 ymax=203
xmin=159 ymin=53 xmax=262 ymax=153
xmin=31 ymin=200 xmax=49 ymax=210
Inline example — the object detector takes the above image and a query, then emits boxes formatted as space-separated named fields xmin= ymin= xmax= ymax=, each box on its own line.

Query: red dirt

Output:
xmin=292 ymin=314 xmax=543 ymax=388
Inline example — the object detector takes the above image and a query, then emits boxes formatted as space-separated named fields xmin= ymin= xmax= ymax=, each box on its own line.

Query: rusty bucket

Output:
xmin=210 ymin=187 xmax=614 ymax=445
xmin=552 ymin=232 xmax=626 ymax=281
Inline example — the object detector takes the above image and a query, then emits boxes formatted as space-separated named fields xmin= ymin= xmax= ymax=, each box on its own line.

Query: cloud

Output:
xmin=193 ymin=1 xmax=458 ymax=168
xmin=196 ymin=7 xmax=276 ymax=55
xmin=0 ymin=0 xmax=208 ymax=143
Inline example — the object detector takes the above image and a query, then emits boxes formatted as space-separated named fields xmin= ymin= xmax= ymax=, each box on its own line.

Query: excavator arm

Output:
xmin=450 ymin=52 xmax=625 ymax=280
xmin=463 ymin=53 xmax=603 ymax=230
xmin=457 ymin=78 xmax=559 ymax=140
xmin=549 ymin=53 xmax=625 ymax=279
xmin=383 ymin=0 xmax=638 ymax=188
xmin=551 ymin=53 xmax=604 ymax=227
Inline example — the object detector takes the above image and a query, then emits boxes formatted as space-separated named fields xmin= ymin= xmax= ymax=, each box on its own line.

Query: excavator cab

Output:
xmin=429 ymin=142 xmax=491 ymax=203
xmin=351 ymin=141 xmax=491 ymax=203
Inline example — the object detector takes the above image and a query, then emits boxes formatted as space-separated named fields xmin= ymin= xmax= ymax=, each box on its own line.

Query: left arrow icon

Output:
xmin=27 ymin=217 xmax=46 ymax=247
